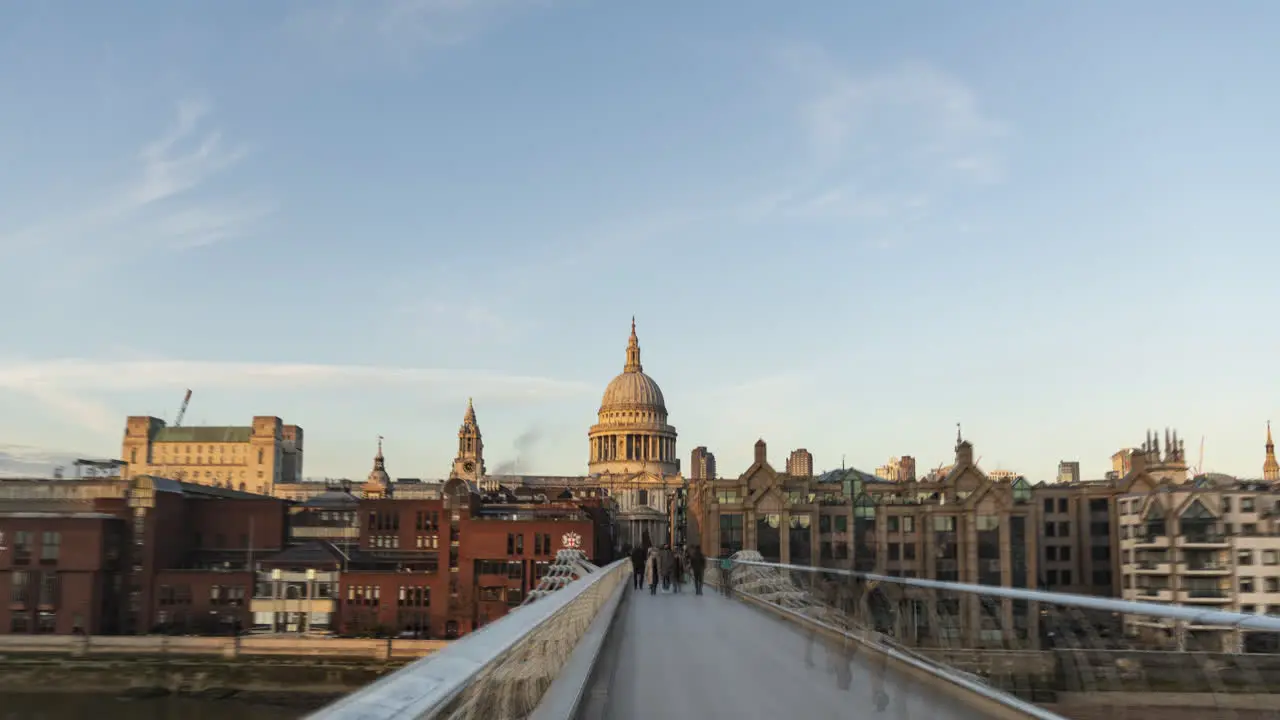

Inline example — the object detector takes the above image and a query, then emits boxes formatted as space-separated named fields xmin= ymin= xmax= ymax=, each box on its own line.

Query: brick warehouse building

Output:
xmin=0 ymin=475 xmax=287 ymax=635
xmin=251 ymin=477 xmax=598 ymax=639
xmin=2 ymin=473 xmax=599 ymax=640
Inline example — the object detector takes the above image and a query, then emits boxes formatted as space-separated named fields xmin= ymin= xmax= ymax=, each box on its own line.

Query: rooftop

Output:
xmin=153 ymin=426 xmax=253 ymax=443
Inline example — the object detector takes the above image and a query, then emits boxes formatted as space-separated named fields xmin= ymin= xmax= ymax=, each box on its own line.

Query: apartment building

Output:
xmin=692 ymin=435 xmax=1042 ymax=647
xmin=1117 ymin=438 xmax=1280 ymax=652
xmin=1033 ymin=480 xmax=1120 ymax=598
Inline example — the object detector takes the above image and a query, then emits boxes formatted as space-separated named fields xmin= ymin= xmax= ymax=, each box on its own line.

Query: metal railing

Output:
xmin=720 ymin=554 xmax=1280 ymax=719
xmin=307 ymin=552 xmax=629 ymax=720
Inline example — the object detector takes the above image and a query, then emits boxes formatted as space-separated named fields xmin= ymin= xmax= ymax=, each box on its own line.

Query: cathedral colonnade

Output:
xmin=590 ymin=434 xmax=678 ymax=464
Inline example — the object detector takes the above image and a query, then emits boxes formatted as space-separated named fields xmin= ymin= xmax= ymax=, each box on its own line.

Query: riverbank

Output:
xmin=0 ymin=691 xmax=321 ymax=720
xmin=0 ymin=656 xmax=404 ymax=699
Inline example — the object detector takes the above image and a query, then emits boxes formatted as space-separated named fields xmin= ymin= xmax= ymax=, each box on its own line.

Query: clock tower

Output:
xmin=451 ymin=398 xmax=486 ymax=486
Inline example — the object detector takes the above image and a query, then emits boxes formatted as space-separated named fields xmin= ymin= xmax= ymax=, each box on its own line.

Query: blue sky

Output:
xmin=2 ymin=1 xmax=1278 ymax=482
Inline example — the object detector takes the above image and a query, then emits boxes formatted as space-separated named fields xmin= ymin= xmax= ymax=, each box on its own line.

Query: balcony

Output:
xmin=1178 ymin=589 xmax=1231 ymax=603
xmin=1133 ymin=561 xmax=1171 ymax=573
xmin=1183 ymin=562 xmax=1230 ymax=574
xmin=1131 ymin=531 xmax=1168 ymax=547
xmin=1181 ymin=532 xmax=1229 ymax=546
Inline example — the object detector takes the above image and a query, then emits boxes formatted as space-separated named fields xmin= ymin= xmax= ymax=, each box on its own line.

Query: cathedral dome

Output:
xmin=598 ymin=318 xmax=666 ymax=413
xmin=588 ymin=318 xmax=678 ymax=477
xmin=601 ymin=370 xmax=666 ymax=411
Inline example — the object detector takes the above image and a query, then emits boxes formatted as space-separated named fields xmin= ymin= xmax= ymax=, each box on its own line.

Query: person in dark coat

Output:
xmin=672 ymin=548 xmax=684 ymax=593
xmin=689 ymin=546 xmax=707 ymax=595
xmin=659 ymin=545 xmax=675 ymax=591
xmin=630 ymin=544 xmax=647 ymax=590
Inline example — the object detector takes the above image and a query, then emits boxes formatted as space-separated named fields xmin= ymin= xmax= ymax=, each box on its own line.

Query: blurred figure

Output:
xmin=719 ymin=553 xmax=734 ymax=597
xmin=689 ymin=545 xmax=706 ymax=595
xmin=630 ymin=543 xmax=647 ymax=590
xmin=645 ymin=546 xmax=660 ymax=595
xmin=659 ymin=545 xmax=675 ymax=591
xmin=673 ymin=547 xmax=685 ymax=593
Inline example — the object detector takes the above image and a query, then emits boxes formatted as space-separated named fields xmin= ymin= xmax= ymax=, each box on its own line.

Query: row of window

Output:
xmin=3 ymin=531 xmax=61 ymax=561
xmin=505 ymin=532 xmax=556 ymax=556
xmin=477 ymin=585 xmax=523 ymax=605
xmin=9 ymin=571 xmax=59 ymax=606
xmin=345 ymin=585 xmax=434 ymax=607
xmin=254 ymin=581 xmax=335 ymax=600
xmin=475 ymin=560 xmax=524 ymax=578
xmin=132 ymin=446 xmax=270 ymax=465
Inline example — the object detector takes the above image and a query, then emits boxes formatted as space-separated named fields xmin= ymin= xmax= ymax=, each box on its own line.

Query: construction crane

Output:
xmin=174 ymin=389 xmax=192 ymax=427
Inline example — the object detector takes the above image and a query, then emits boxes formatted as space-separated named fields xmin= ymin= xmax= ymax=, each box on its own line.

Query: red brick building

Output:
xmin=0 ymin=510 xmax=126 ymax=634
xmin=324 ymin=479 xmax=596 ymax=639
xmin=3 ymin=472 xmax=603 ymax=642
xmin=0 ymin=475 xmax=287 ymax=636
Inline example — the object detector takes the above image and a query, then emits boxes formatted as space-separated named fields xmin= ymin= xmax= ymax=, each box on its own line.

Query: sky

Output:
xmin=2 ymin=1 xmax=1279 ymax=483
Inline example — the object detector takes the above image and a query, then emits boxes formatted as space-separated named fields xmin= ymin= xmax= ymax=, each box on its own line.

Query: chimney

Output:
xmin=754 ymin=439 xmax=767 ymax=465
xmin=955 ymin=440 xmax=975 ymax=467
xmin=1129 ymin=446 xmax=1148 ymax=476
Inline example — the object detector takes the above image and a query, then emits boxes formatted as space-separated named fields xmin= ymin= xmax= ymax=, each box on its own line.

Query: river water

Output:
xmin=0 ymin=693 xmax=317 ymax=720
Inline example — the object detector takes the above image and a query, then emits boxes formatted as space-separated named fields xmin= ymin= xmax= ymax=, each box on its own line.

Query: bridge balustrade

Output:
xmin=721 ymin=552 xmax=1280 ymax=719
xmin=306 ymin=551 xmax=628 ymax=720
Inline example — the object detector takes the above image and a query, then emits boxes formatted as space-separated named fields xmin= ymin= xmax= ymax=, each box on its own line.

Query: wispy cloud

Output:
xmin=0 ymin=98 xmax=266 ymax=262
xmin=754 ymin=45 xmax=1008 ymax=230
xmin=286 ymin=0 xmax=554 ymax=59
xmin=127 ymin=98 xmax=246 ymax=208
xmin=0 ymin=357 xmax=593 ymax=433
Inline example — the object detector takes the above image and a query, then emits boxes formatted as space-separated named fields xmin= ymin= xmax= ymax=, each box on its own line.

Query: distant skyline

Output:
xmin=2 ymin=2 xmax=1279 ymax=482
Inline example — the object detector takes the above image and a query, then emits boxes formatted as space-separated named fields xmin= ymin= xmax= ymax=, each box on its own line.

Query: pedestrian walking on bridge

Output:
xmin=690 ymin=545 xmax=706 ymax=595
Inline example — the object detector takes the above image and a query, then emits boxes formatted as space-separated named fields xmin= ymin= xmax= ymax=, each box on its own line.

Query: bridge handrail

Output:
xmin=731 ymin=558 xmax=1280 ymax=633
xmin=306 ymin=558 xmax=629 ymax=720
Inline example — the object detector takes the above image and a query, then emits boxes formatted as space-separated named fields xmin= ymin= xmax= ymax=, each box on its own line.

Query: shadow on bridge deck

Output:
xmin=578 ymin=583 xmax=988 ymax=720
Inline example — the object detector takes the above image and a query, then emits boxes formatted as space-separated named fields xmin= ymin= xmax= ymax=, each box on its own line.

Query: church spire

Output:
xmin=624 ymin=316 xmax=643 ymax=373
xmin=1265 ymin=421 xmax=1279 ymax=482
xmin=453 ymin=398 xmax=485 ymax=483
xmin=365 ymin=435 xmax=391 ymax=498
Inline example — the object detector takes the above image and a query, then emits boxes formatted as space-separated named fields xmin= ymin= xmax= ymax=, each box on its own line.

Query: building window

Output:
xmin=13 ymin=531 xmax=33 ymax=562
xmin=718 ymin=513 xmax=744 ymax=556
xmin=39 ymin=573 xmax=59 ymax=607
xmin=10 ymin=571 xmax=31 ymax=604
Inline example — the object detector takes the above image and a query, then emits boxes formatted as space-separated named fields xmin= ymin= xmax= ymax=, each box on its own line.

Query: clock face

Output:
xmin=463 ymin=461 xmax=475 ymax=472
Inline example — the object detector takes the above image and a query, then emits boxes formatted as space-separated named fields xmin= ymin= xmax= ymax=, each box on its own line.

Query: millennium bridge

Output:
xmin=307 ymin=552 xmax=1280 ymax=720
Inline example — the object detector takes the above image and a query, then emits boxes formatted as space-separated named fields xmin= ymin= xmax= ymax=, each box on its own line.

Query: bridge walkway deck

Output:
xmin=584 ymin=581 xmax=987 ymax=720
